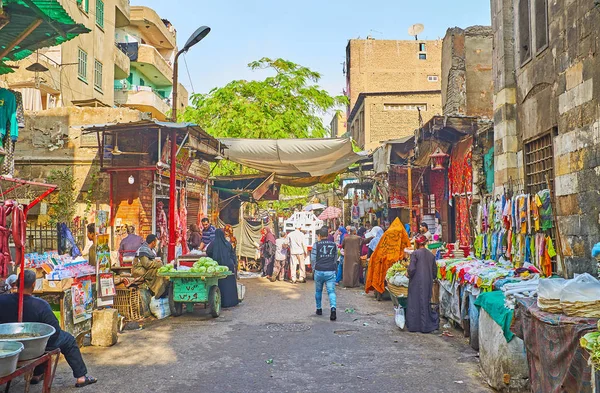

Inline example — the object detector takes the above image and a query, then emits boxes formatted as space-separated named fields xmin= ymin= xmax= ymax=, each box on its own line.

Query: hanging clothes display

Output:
xmin=474 ymin=190 xmax=557 ymax=276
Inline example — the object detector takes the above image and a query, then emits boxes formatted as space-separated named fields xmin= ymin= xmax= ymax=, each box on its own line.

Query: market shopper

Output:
xmin=311 ymin=226 xmax=337 ymax=321
xmin=335 ymin=226 xmax=347 ymax=284
xmin=81 ymin=223 xmax=96 ymax=267
xmin=224 ymin=224 xmax=237 ymax=250
xmin=287 ymin=224 xmax=307 ymax=284
xmin=118 ymin=225 xmax=143 ymax=257
xmin=188 ymin=224 xmax=202 ymax=251
xmin=0 ymin=270 xmax=97 ymax=388
xmin=260 ymin=228 xmax=277 ymax=278
xmin=419 ymin=222 xmax=433 ymax=242
xmin=406 ymin=234 xmax=439 ymax=334
xmin=199 ymin=217 xmax=216 ymax=251
xmin=132 ymin=234 xmax=168 ymax=299
xmin=271 ymin=231 xmax=288 ymax=282
xmin=342 ymin=227 xmax=367 ymax=288
xmin=207 ymin=229 xmax=239 ymax=308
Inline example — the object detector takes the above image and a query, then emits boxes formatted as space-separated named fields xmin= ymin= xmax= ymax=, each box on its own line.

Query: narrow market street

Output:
xmin=46 ymin=278 xmax=489 ymax=393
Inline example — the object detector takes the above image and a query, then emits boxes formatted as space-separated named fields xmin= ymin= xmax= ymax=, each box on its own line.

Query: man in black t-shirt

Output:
xmin=310 ymin=226 xmax=338 ymax=321
xmin=0 ymin=270 xmax=97 ymax=388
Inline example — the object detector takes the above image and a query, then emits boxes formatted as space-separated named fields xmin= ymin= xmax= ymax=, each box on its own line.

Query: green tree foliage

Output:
xmin=46 ymin=169 xmax=76 ymax=225
xmin=182 ymin=57 xmax=348 ymax=139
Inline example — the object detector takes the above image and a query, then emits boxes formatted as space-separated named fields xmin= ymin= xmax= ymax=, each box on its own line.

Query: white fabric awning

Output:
xmin=219 ymin=138 xmax=367 ymax=181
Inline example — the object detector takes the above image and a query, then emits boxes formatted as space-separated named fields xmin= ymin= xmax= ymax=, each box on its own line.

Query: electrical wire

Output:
xmin=183 ymin=53 xmax=195 ymax=94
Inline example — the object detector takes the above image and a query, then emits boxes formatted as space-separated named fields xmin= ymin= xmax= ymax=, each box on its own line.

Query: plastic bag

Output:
xmin=395 ymin=306 xmax=405 ymax=330
xmin=538 ymin=278 xmax=568 ymax=300
xmin=559 ymin=273 xmax=600 ymax=317
xmin=149 ymin=296 xmax=171 ymax=319
xmin=237 ymin=283 xmax=246 ymax=302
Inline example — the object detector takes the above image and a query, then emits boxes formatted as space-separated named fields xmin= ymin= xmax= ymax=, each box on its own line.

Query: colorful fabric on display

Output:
xmin=484 ymin=146 xmax=494 ymax=194
xmin=455 ymin=196 xmax=471 ymax=246
xmin=511 ymin=297 xmax=598 ymax=393
xmin=535 ymin=190 xmax=553 ymax=230
xmin=13 ymin=90 xmax=24 ymax=128
xmin=474 ymin=291 xmax=514 ymax=342
xmin=448 ymin=137 xmax=473 ymax=195
xmin=365 ymin=218 xmax=410 ymax=295
xmin=0 ymin=89 xmax=17 ymax=140
xmin=429 ymin=170 xmax=446 ymax=208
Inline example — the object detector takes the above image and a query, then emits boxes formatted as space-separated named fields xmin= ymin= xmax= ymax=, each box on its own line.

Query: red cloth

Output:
xmin=180 ymin=189 xmax=189 ymax=255
xmin=455 ymin=196 xmax=471 ymax=246
xmin=448 ymin=138 xmax=473 ymax=195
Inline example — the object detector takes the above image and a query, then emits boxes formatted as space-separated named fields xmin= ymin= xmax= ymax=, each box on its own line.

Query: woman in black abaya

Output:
xmin=207 ymin=229 xmax=239 ymax=308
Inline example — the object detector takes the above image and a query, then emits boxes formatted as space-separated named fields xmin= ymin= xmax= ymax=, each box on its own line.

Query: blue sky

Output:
xmin=133 ymin=0 xmax=491 ymax=106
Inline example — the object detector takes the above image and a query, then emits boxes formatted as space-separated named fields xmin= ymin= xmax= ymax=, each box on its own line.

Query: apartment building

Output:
xmin=2 ymin=0 xmax=130 ymax=109
xmin=329 ymin=111 xmax=346 ymax=138
xmin=114 ymin=6 xmax=188 ymax=120
xmin=345 ymin=38 xmax=442 ymax=150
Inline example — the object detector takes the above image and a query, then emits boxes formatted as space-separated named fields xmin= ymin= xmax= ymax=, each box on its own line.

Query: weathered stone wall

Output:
xmin=492 ymin=0 xmax=521 ymax=196
xmin=14 ymin=107 xmax=144 ymax=221
xmin=494 ymin=0 xmax=600 ymax=275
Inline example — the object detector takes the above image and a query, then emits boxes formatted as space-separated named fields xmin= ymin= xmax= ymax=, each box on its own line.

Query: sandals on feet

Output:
xmin=75 ymin=376 xmax=98 ymax=388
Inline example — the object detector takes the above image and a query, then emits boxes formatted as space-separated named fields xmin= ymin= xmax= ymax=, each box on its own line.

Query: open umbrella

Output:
xmin=318 ymin=206 xmax=342 ymax=220
xmin=303 ymin=203 xmax=326 ymax=212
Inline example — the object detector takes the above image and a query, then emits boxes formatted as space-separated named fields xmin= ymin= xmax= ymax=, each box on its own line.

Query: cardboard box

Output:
xmin=42 ymin=278 xmax=74 ymax=293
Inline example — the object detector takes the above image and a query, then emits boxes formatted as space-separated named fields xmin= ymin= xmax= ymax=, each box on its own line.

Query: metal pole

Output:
xmin=408 ymin=160 xmax=413 ymax=234
xmin=167 ymin=50 xmax=183 ymax=263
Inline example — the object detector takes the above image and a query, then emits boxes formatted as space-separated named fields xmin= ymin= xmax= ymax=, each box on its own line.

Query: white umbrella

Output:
xmin=303 ymin=203 xmax=327 ymax=211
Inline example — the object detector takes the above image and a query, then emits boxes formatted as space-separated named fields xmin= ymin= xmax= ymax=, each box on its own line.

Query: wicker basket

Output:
xmin=387 ymin=283 xmax=409 ymax=297
xmin=114 ymin=287 xmax=144 ymax=321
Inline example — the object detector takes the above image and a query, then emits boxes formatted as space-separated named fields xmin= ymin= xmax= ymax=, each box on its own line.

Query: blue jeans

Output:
xmin=314 ymin=270 xmax=337 ymax=310
xmin=336 ymin=256 xmax=343 ymax=283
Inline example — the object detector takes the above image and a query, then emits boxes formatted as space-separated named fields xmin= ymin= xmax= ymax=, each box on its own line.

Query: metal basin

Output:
xmin=0 ymin=341 xmax=24 ymax=377
xmin=0 ymin=323 xmax=55 ymax=361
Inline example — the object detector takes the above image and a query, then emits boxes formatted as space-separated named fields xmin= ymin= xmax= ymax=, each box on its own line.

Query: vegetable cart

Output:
xmin=157 ymin=271 xmax=232 ymax=318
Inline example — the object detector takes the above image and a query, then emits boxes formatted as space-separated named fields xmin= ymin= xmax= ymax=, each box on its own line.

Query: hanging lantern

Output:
xmin=429 ymin=148 xmax=449 ymax=171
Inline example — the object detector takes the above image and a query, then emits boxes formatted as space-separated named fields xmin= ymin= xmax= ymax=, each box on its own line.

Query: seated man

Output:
xmin=132 ymin=234 xmax=168 ymax=298
xmin=0 ymin=270 xmax=97 ymax=388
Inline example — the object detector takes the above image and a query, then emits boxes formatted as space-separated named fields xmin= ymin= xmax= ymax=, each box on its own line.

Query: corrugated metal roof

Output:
xmin=0 ymin=0 xmax=90 ymax=74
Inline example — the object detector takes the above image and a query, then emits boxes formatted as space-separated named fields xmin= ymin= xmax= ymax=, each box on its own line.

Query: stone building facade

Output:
xmin=442 ymin=26 xmax=494 ymax=118
xmin=345 ymin=38 xmax=442 ymax=150
xmin=492 ymin=0 xmax=600 ymax=275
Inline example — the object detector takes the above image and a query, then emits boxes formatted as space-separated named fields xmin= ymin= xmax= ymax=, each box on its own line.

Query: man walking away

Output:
xmin=311 ymin=226 xmax=337 ymax=321
xmin=271 ymin=231 xmax=288 ymax=282
xmin=287 ymin=225 xmax=307 ymax=284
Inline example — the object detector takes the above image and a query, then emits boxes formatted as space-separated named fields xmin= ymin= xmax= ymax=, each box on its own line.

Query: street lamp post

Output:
xmin=168 ymin=26 xmax=210 ymax=263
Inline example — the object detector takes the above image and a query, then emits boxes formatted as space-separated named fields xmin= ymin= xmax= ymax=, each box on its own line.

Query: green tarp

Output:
xmin=474 ymin=290 xmax=515 ymax=342
xmin=0 ymin=0 xmax=90 ymax=74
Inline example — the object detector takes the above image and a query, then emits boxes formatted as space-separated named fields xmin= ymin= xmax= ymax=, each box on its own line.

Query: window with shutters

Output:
xmin=524 ymin=132 xmax=554 ymax=194
xmin=96 ymin=0 xmax=104 ymax=29
xmin=77 ymin=48 xmax=87 ymax=82
xmin=535 ymin=0 xmax=548 ymax=53
xmin=94 ymin=60 xmax=103 ymax=92
xmin=518 ymin=0 xmax=531 ymax=65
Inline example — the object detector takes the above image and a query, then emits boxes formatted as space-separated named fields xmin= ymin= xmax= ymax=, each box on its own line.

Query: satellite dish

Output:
xmin=408 ymin=24 xmax=425 ymax=40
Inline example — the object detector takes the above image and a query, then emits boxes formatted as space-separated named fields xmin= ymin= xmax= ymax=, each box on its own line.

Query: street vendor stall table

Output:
xmin=512 ymin=297 xmax=599 ymax=393
xmin=33 ymin=276 xmax=95 ymax=345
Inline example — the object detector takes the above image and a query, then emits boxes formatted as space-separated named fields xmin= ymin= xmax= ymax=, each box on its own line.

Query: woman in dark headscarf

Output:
xmin=260 ymin=228 xmax=277 ymax=278
xmin=188 ymin=224 xmax=202 ymax=251
xmin=336 ymin=226 xmax=347 ymax=284
xmin=206 ymin=229 xmax=239 ymax=308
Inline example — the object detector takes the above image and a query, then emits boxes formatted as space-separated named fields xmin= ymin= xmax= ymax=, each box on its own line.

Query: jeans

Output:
xmin=314 ymin=270 xmax=337 ymax=310
xmin=336 ymin=256 xmax=344 ymax=283
xmin=36 ymin=330 xmax=87 ymax=378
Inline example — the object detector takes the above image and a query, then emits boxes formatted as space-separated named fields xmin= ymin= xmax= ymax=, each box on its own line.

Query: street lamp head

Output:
xmin=182 ymin=26 xmax=211 ymax=53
